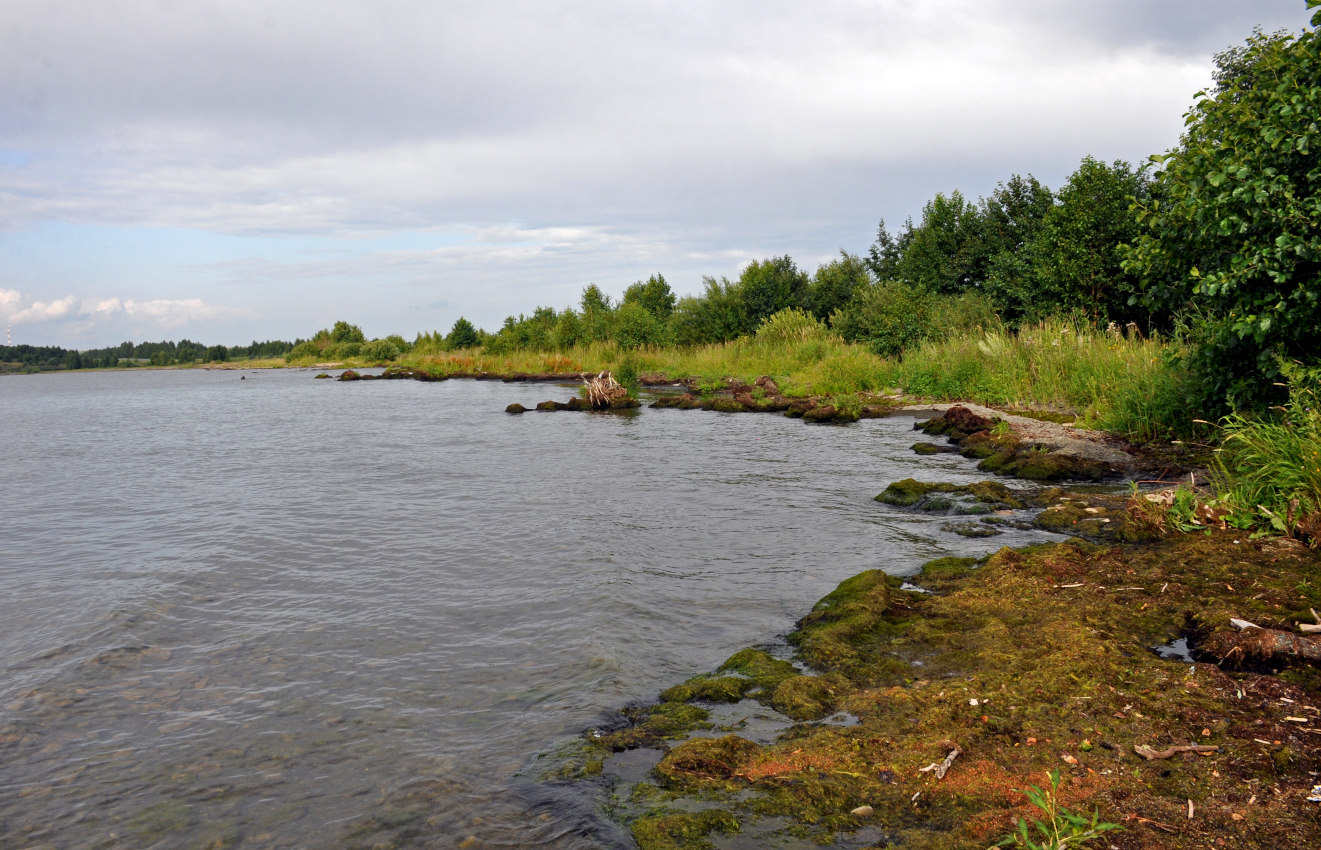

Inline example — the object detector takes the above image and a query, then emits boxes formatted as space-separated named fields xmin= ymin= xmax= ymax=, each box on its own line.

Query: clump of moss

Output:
xmin=769 ymin=672 xmax=854 ymax=720
xmin=631 ymin=809 xmax=740 ymax=850
xmin=655 ymin=735 xmax=759 ymax=787
xmin=788 ymin=570 xmax=913 ymax=684
xmin=717 ymin=649 xmax=797 ymax=693
xmin=876 ymin=479 xmax=1025 ymax=513
xmin=660 ymin=675 xmax=753 ymax=704
xmin=875 ymin=479 xmax=958 ymax=507
xmin=596 ymin=701 xmax=712 ymax=750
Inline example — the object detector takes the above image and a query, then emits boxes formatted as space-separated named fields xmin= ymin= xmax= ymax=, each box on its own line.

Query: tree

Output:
xmin=807 ymin=252 xmax=871 ymax=323
xmin=670 ymin=277 xmax=750 ymax=345
xmin=622 ymin=274 xmax=676 ymax=320
xmin=884 ymin=191 xmax=987 ymax=294
xmin=1125 ymin=8 xmax=1321 ymax=411
xmin=615 ymin=301 xmax=668 ymax=349
xmin=737 ymin=256 xmax=809 ymax=327
xmin=331 ymin=321 xmax=365 ymax=344
xmin=1028 ymin=157 xmax=1150 ymax=325
xmin=444 ymin=317 xmax=480 ymax=350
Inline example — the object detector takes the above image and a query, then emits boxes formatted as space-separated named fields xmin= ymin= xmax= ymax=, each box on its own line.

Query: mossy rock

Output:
xmin=876 ymin=479 xmax=1023 ymax=512
xmin=918 ymin=405 xmax=995 ymax=439
xmin=314 ymin=372 xmax=332 ymax=379
xmin=979 ymin=447 xmax=1116 ymax=482
xmin=790 ymin=570 xmax=910 ymax=680
xmin=631 ymin=809 xmax=741 ymax=850
xmin=911 ymin=442 xmax=957 ymax=455
xmin=875 ymin=479 xmax=957 ymax=507
xmin=769 ymin=672 xmax=853 ymax=720
xmin=505 ymin=403 xmax=527 ymax=414
xmin=660 ymin=675 xmax=754 ymax=704
xmin=596 ymin=702 xmax=712 ymax=751
xmin=703 ymin=397 xmax=747 ymax=413
xmin=655 ymin=735 xmax=758 ymax=786
xmin=337 ymin=369 xmax=361 ymax=381
xmin=942 ymin=521 xmax=1003 ymax=538
xmin=918 ymin=556 xmax=979 ymax=581
xmin=717 ymin=649 xmax=797 ymax=693
xmin=535 ymin=400 xmax=560 ymax=411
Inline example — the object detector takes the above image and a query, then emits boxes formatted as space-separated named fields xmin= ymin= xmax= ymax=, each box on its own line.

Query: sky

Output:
xmin=0 ymin=0 xmax=1314 ymax=349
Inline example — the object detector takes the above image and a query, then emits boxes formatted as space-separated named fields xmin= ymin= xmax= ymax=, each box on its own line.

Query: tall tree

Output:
xmin=1125 ymin=8 xmax=1321 ymax=410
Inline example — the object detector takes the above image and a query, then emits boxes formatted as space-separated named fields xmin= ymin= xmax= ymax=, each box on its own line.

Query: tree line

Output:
xmin=421 ymin=15 xmax=1319 ymax=415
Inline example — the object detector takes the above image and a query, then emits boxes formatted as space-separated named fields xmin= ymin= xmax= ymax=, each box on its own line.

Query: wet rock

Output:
xmin=337 ymin=370 xmax=361 ymax=381
xmin=655 ymin=735 xmax=758 ymax=785
xmin=912 ymin=441 xmax=958 ymax=455
xmin=314 ymin=372 xmax=331 ymax=379
xmin=535 ymin=400 xmax=560 ymax=411
xmin=505 ymin=403 xmax=526 ymax=414
xmin=755 ymin=375 xmax=780 ymax=396
xmin=919 ymin=404 xmax=995 ymax=439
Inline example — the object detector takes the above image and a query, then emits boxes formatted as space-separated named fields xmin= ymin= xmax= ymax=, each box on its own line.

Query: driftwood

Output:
xmin=917 ymin=744 xmax=962 ymax=779
xmin=582 ymin=371 xmax=629 ymax=409
xmin=1134 ymin=743 xmax=1219 ymax=760
xmin=1202 ymin=625 xmax=1321 ymax=667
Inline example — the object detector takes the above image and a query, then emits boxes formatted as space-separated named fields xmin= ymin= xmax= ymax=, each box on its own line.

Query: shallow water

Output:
xmin=0 ymin=369 xmax=1061 ymax=848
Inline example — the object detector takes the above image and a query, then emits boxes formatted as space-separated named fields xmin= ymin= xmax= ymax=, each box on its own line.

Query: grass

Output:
xmin=1213 ymin=366 xmax=1321 ymax=542
xmin=374 ymin=318 xmax=1196 ymax=441
xmin=882 ymin=319 xmax=1195 ymax=440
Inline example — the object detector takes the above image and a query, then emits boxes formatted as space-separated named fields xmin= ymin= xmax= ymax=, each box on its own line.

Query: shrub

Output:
xmin=360 ymin=339 xmax=402 ymax=362
xmin=755 ymin=307 xmax=827 ymax=345
xmin=1125 ymin=17 xmax=1321 ymax=412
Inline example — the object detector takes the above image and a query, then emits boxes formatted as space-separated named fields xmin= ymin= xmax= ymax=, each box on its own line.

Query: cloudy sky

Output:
xmin=0 ymin=0 xmax=1313 ymax=348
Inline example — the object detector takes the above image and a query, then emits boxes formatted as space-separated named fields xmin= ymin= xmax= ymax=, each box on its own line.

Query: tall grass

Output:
xmin=393 ymin=316 xmax=1194 ymax=440
xmin=882 ymin=319 xmax=1195 ymax=439
xmin=1214 ymin=365 xmax=1321 ymax=539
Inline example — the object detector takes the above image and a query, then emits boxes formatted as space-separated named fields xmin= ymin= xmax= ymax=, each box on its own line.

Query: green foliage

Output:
xmin=1125 ymin=15 xmax=1321 ymax=412
xmin=360 ymin=338 xmax=402 ymax=362
xmin=830 ymin=281 xmax=998 ymax=358
xmin=205 ymin=345 xmax=228 ymax=362
xmin=671 ymin=277 xmax=752 ymax=346
xmin=830 ymin=280 xmax=931 ymax=356
xmin=444 ymin=317 xmax=480 ymax=351
xmin=615 ymin=301 xmax=668 ymax=349
xmin=622 ymin=273 xmax=676 ymax=320
xmin=883 ymin=190 xmax=985 ymax=294
xmin=330 ymin=321 xmax=365 ymax=344
xmin=1215 ymin=361 xmax=1321 ymax=539
xmin=737 ymin=256 xmax=809 ymax=327
xmin=1024 ymin=157 xmax=1149 ymax=325
xmin=997 ymin=770 xmax=1121 ymax=849
xmin=805 ymin=252 xmax=871 ymax=321
xmin=754 ymin=307 xmax=828 ymax=345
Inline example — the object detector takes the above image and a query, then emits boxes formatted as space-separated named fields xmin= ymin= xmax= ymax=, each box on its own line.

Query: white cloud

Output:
xmin=0 ymin=289 xmax=231 ymax=330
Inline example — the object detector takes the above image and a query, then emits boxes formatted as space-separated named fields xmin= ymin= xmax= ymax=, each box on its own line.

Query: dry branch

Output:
xmin=1134 ymin=744 xmax=1219 ymax=760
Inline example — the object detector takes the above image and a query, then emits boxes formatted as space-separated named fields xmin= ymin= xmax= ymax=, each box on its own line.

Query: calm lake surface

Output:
xmin=0 ymin=369 xmax=1062 ymax=848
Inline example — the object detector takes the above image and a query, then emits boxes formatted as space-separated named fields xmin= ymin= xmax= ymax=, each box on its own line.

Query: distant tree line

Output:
xmin=1 ymin=338 xmax=296 ymax=372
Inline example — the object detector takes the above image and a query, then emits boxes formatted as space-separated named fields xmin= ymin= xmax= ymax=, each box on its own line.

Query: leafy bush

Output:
xmin=755 ymin=307 xmax=828 ymax=345
xmin=360 ymin=339 xmax=402 ymax=362
xmin=615 ymin=301 xmax=669 ymax=349
xmin=1126 ymin=15 xmax=1321 ymax=412
xmin=830 ymin=280 xmax=934 ymax=357
xmin=1215 ymin=361 xmax=1321 ymax=540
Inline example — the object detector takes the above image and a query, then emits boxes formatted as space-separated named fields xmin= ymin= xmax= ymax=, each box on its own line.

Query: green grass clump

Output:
xmin=1214 ymin=365 xmax=1321 ymax=541
xmin=882 ymin=319 xmax=1195 ymax=439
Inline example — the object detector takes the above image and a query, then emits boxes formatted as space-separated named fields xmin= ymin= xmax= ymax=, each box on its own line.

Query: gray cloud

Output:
xmin=0 ymin=0 xmax=1312 ymax=345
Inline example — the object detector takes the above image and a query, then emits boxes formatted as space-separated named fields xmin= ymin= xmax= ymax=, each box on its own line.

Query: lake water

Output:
xmin=0 ymin=369 xmax=1061 ymax=848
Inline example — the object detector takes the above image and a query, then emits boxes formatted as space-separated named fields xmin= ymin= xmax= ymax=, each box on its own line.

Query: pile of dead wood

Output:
xmin=583 ymin=371 xmax=629 ymax=409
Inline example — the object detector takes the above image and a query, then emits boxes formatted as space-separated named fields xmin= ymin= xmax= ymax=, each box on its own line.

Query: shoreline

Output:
xmin=549 ymin=407 xmax=1321 ymax=849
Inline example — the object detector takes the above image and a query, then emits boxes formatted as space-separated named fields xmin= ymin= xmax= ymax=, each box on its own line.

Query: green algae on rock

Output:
xmin=573 ymin=528 xmax=1321 ymax=849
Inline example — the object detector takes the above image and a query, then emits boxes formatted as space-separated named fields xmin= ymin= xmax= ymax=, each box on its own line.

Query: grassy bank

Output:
xmin=374 ymin=318 xmax=1192 ymax=441
xmin=567 ymin=508 xmax=1321 ymax=849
